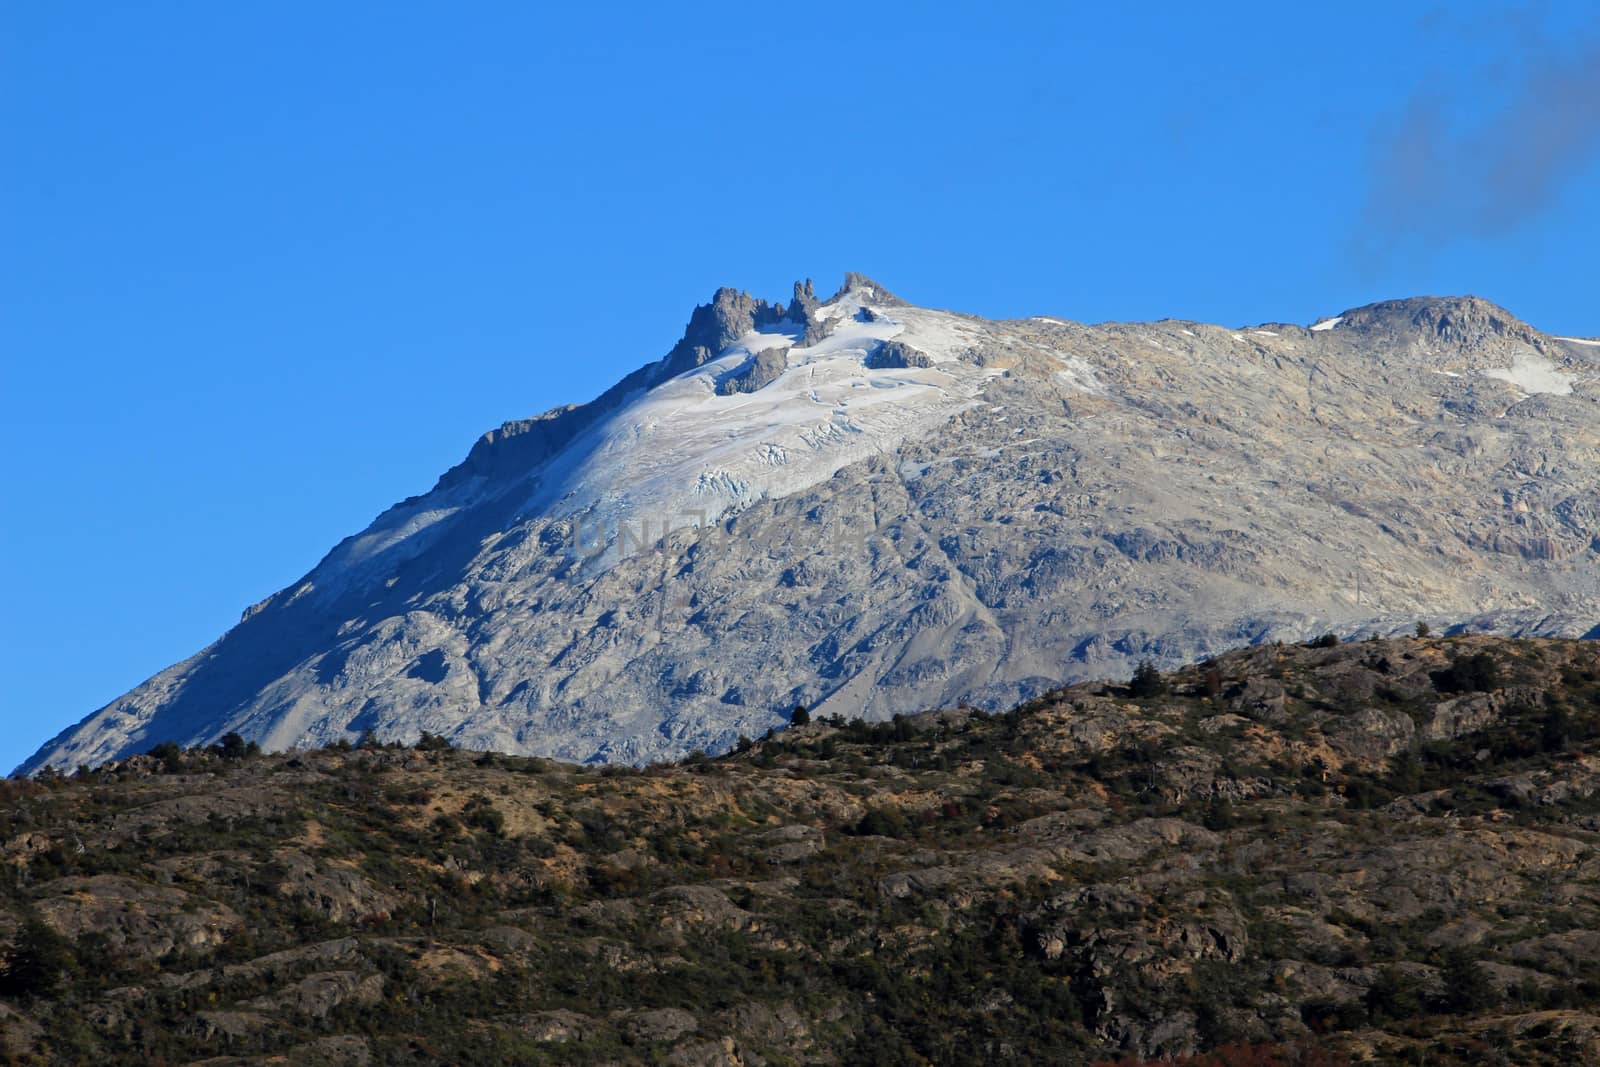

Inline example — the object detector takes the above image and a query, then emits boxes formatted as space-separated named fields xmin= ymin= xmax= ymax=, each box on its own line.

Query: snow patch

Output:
xmin=513 ymin=299 xmax=1017 ymax=565
xmin=1483 ymin=353 xmax=1574 ymax=396
xmin=1311 ymin=317 xmax=1343 ymax=332
xmin=305 ymin=292 xmax=1114 ymax=586
xmin=1053 ymin=355 xmax=1106 ymax=395
xmin=1557 ymin=336 xmax=1600 ymax=347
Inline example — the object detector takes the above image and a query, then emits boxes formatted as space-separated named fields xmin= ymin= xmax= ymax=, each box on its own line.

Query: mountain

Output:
xmin=7 ymin=635 xmax=1600 ymax=1065
xmin=19 ymin=278 xmax=1600 ymax=774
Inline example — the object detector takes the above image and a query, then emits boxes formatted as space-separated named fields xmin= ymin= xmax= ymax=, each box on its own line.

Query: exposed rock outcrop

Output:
xmin=864 ymin=339 xmax=933 ymax=369
xmin=715 ymin=346 xmax=790 ymax=395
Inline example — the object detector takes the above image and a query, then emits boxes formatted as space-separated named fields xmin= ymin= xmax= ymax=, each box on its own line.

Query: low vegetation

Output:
xmin=3 ymin=635 xmax=1600 ymax=1065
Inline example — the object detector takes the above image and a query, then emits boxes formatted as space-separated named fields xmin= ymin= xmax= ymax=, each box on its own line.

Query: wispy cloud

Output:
xmin=1356 ymin=19 xmax=1600 ymax=261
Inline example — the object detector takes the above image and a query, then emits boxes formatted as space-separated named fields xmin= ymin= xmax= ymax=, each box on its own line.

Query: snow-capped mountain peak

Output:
xmin=20 ymin=283 xmax=1600 ymax=775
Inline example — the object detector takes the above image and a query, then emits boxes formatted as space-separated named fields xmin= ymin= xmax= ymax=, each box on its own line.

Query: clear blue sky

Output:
xmin=4 ymin=2 xmax=1598 ymax=772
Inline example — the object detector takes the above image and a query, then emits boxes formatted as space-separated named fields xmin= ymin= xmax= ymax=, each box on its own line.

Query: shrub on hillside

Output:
xmin=415 ymin=731 xmax=453 ymax=752
xmin=1128 ymin=660 xmax=1167 ymax=698
xmin=213 ymin=732 xmax=258 ymax=760
xmin=1437 ymin=947 xmax=1497 ymax=1014
xmin=851 ymin=806 xmax=911 ymax=838
xmin=0 ymin=914 xmax=74 ymax=1000
xmin=1431 ymin=652 xmax=1500 ymax=694
xmin=146 ymin=740 xmax=184 ymax=774
xmin=462 ymin=795 xmax=505 ymax=836
xmin=1364 ymin=965 xmax=1422 ymax=1022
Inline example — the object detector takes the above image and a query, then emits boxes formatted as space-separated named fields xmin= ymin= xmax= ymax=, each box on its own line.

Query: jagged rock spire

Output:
xmin=790 ymin=278 xmax=819 ymax=318
xmin=661 ymin=287 xmax=786 ymax=377
xmin=832 ymin=272 xmax=903 ymax=306
xmin=664 ymin=274 xmax=900 ymax=369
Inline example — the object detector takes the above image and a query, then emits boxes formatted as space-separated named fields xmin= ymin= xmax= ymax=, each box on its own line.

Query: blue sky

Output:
xmin=4 ymin=2 xmax=1598 ymax=772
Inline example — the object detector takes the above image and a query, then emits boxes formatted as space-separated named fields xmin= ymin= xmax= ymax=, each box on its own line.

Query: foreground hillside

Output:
xmin=6 ymin=635 xmax=1600 ymax=1065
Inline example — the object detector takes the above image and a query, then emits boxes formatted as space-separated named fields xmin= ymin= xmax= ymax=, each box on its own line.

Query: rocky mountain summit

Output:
xmin=6 ymin=635 xmax=1600 ymax=1064
xmin=20 ymin=279 xmax=1600 ymax=773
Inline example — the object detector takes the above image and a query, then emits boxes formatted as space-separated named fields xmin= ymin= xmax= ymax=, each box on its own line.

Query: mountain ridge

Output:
xmin=20 ymin=279 xmax=1600 ymax=776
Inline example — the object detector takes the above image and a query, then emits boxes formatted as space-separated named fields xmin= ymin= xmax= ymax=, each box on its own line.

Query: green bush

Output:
xmin=146 ymin=740 xmax=185 ymax=774
xmin=415 ymin=731 xmax=454 ymax=751
xmin=1365 ymin=964 xmax=1422 ymax=1022
xmin=462 ymin=795 xmax=506 ymax=836
xmin=1438 ymin=947 xmax=1497 ymax=1014
xmin=0 ymin=914 xmax=75 ymax=1000
xmin=1128 ymin=660 xmax=1167 ymax=698
xmin=851 ymin=806 xmax=911 ymax=838
xmin=1432 ymin=653 xmax=1500 ymax=694
xmin=213 ymin=732 xmax=257 ymax=760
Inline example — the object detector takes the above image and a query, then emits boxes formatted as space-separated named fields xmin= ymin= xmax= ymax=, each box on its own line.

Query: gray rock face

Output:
xmin=716 ymin=345 xmax=791 ymax=395
xmin=865 ymin=339 xmax=933 ymax=369
xmin=663 ymin=286 xmax=788 ymax=377
xmin=19 ymin=280 xmax=1600 ymax=774
xmin=787 ymin=278 xmax=825 ymax=345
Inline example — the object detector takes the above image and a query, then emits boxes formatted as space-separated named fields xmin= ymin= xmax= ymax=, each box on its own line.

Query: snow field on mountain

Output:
xmin=518 ymin=295 xmax=1012 ymax=557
